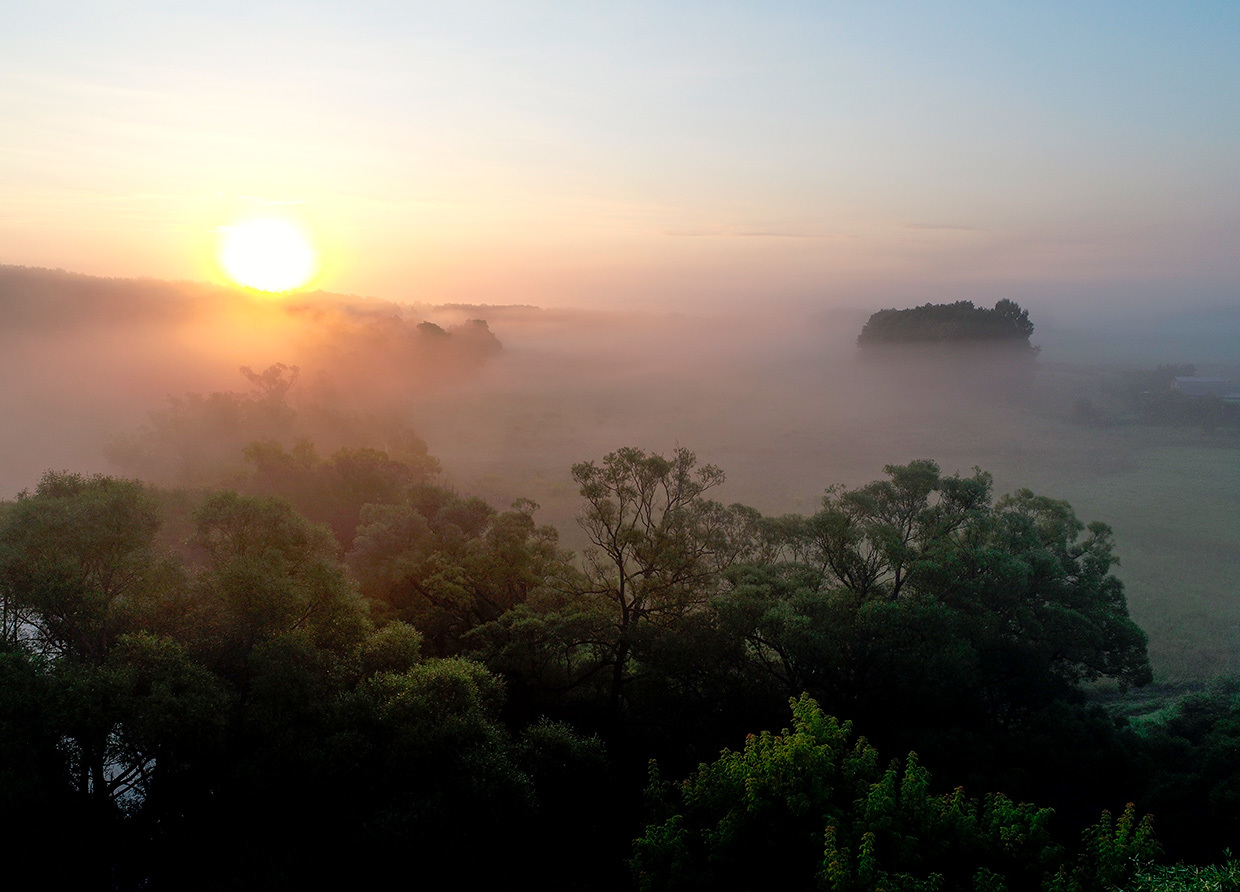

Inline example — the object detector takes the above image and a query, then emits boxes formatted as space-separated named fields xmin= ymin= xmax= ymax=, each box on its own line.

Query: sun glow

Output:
xmin=218 ymin=218 xmax=318 ymax=292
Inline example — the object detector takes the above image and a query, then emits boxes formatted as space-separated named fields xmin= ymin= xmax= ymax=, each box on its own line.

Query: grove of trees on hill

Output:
xmin=857 ymin=299 xmax=1037 ymax=351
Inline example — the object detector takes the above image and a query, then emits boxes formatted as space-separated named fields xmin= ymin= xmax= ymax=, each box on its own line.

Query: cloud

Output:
xmin=663 ymin=226 xmax=840 ymax=239
xmin=902 ymin=222 xmax=987 ymax=232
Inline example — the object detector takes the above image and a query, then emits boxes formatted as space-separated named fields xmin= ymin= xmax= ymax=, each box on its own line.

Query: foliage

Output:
xmin=355 ymin=619 xmax=423 ymax=676
xmin=105 ymin=363 xmax=443 ymax=491
xmin=1127 ymin=858 xmax=1240 ymax=892
xmin=1046 ymin=803 xmax=1160 ymax=892
xmin=570 ymin=447 xmax=762 ymax=720
xmin=0 ymin=471 xmax=177 ymax=660
xmin=633 ymin=694 xmax=1063 ymax=892
xmin=191 ymin=490 xmax=370 ymax=657
xmin=348 ymin=487 xmax=570 ymax=653
xmin=0 ymin=450 xmax=1193 ymax=889
xmin=50 ymin=632 xmax=230 ymax=810
xmin=464 ymin=449 xmax=1151 ymax=801
xmin=0 ymin=470 xmax=576 ymax=888
xmin=1135 ymin=678 xmax=1240 ymax=861
xmin=243 ymin=438 xmax=439 ymax=547
xmin=104 ymin=363 xmax=303 ymax=485
xmin=692 ymin=460 xmax=1151 ymax=807
xmin=731 ymin=460 xmax=1148 ymax=696
xmin=337 ymin=657 xmax=530 ymax=820
xmin=466 ymin=447 xmax=763 ymax=735
xmin=857 ymin=300 xmax=1036 ymax=349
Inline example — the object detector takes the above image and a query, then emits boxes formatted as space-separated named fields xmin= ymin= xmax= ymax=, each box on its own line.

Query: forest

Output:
xmin=1 ymin=439 xmax=1238 ymax=889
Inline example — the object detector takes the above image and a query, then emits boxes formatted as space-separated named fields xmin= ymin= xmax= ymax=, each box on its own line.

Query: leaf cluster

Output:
xmin=857 ymin=300 xmax=1036 ymax=348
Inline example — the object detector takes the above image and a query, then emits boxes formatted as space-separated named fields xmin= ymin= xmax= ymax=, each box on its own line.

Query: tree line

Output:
xmin=0 ymin=444 xmax=1235 ymax=889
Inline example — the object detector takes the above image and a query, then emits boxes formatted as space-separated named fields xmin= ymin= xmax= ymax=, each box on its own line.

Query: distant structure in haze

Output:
xmin=1172 ymin=376 xmax=1240 ymax=403
xmin=857 ymin=299 xmax=1037 ymax=353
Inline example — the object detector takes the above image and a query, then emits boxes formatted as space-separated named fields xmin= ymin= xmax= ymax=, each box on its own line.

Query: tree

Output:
xmin=633 ymin=694 xmax=1064 ymax=892
xmin=104 ymin=364 xmax=302 ymax=485
xmin=0 ymin=473 xmax=233 ymax=887
xmin=0 ymin=471 xmax=177 ymax=661
xmin=993 ymin=298 xmax=1036 ymax=340
xmin=208 ymin=655 xmax=537 ymax=888
xmin=792 ymin=462 xmax=1151 ymax=701
xmin=857 ymin=300 xmax=1038 ymax=349
xmin=672 ymin=460 xmax=1152 ymax=821
xmin=347 ymin=488 xmax=570 ymax=653
xmin=808 ymin=459 xmax=950 ymax=603
xmin=190 ymin=491 xmax=369 ymax=659
xmin=1134 ymin=678 xmax=1240 ymax=861
xmin=106 ymin=362 xmax=444 ymax=491
xmin=243 ymin=440 xmax=438 ymax=548
xmin=49 ymin=632 xmax=228 ymax=814
xmin=570 ymin=447 xmax=750 ymax=724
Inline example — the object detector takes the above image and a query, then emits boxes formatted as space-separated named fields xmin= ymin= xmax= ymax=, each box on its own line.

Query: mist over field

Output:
xmin=2 ymin=264 xmax=1238 ymax=681
xmin=403 ymin=302 xmax=1240 ymax=683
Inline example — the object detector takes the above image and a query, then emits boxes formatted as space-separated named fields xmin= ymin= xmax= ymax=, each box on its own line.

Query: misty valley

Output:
xmin=2 ymin=267 xmax=1240 ymax=890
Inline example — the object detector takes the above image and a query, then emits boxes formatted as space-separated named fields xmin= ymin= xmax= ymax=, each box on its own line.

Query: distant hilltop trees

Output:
xmin=857 ymin=299 xmax=1037 ymax=351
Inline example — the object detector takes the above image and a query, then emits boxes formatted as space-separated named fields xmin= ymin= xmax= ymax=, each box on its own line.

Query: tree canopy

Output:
xmin=635 ymin=695 xmax=1158 ymax=892
xmin=0 ymin=448 xmax=1210 ymax=890
xmin=857 ymin=300 xmax=1036 ymax=349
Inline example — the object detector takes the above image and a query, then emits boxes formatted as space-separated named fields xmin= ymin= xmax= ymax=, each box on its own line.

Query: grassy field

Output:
xmin=1057 ymin=442 xmax=1240 ymax=682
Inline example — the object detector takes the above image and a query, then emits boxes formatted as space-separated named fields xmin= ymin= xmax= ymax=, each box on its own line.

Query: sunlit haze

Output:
xmin=5 ymin=6 xmax=1240 ymax=884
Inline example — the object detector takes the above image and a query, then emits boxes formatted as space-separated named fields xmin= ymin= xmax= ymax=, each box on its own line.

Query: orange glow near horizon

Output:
xmin=217 ymin=218 xmax=318 ymax=293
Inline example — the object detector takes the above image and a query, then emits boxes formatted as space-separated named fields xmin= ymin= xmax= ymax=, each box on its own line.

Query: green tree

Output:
xmin=857 ymin=300 xmax=1037 ymax=348
xmin=1047 ymin=804 xmax=1160 ymax=892
xmin=808 ymin=459 xmax=952 ymax=603
xmin=191 ymin=491 xmax=370 ymax=659
xmin=633 ymin=694 xmax=1064 ymax=892
xmin=104 ymin=364 xmax=302 ymax=485
xmin=689 ymin=461 xmax=1150 ymax=814
xmin=49 ymin=632 xmax=228 ymax=813
xmin=347 ymin=488 xmax=570 ymax=653
xmin=0 ymin=474 xmax=235 ymax=886
xmin=785 ymin=462 xmax=1150 ymax=705
xmin=244 ymin=439 xmax=436 ymax=547
xmin=1134 ymin=677 xmax=1240 ymax=862
xmin=570 ymin=447 xmax=752 ymax=724
xmin=0 ymin=471 xmax=178 ymax=661
xmin=227 ymin=656 xmax=538 ymax=887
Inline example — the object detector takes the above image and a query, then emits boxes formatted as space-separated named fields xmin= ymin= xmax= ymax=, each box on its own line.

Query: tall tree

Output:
xmin=190 ymin=491 xmax=370 ymax=660
xmin=0 ymin=471 xmax=176 ymax=661
xmin=570 ymin=447 xmax=751 ymax=725
xmin=702 ymin=461 xmax=1150 ymax=808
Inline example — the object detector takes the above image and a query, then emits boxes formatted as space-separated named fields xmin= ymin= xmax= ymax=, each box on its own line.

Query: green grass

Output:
xmin=1054 ymin=443 xmax=1240 ymax=682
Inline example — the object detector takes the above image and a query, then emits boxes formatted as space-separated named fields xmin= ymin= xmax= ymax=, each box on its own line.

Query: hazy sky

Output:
xmin=3 ymin=2 xmax=1238 ymax=313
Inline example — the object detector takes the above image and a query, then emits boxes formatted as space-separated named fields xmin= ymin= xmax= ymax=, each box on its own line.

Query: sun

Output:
xmin=218 ymin=218 xmax=318 ymax=292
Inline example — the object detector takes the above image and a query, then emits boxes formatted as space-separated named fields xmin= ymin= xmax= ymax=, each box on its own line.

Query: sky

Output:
xmin=2 ymin=1 xmax=1239 ymax=314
